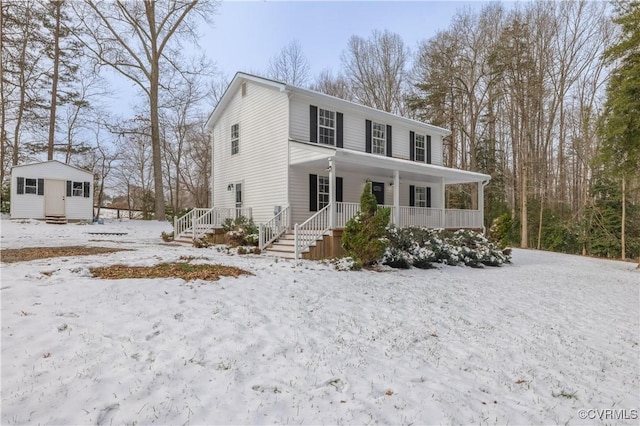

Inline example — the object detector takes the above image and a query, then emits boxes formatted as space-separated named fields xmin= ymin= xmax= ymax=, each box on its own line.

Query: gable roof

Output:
xmin=206 ymin=72 xmax=451 ymax=136
xmin=11 ymin=160 xmax=93 ymax=175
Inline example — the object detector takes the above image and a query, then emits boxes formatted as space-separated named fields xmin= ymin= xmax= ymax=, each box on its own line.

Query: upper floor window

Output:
xmin=318 ymin=108 xmax=335 ymax=145
xmin=415 ymin=134 xmax=425 ymax=162
xmin=410 ymin=132 xmax=431 ymax=164
xmin=372 ymin=122 xmax=386 ymax=155
xmin=231 ymin=124 xmax=239 ymax=155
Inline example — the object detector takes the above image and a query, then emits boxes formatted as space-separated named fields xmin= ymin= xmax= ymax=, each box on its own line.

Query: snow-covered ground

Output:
xmin=1 ymin=219 xmax=638 ymax=425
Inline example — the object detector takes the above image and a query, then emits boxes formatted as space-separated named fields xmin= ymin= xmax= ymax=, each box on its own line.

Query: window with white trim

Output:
xmin=415 ymin=134 xmax=426 ymax=162
xmin=231 ymin=124 xmax=239 ymax=155
xmin=318 ymin=175 xmax=329 ymax=210
xmin=415 ymin=186 xmax=427 ymax=208
xmin=25 ymin=178 xmax=38 ymax=194
xmin=318 ymin=108 xmax=335 ymax=145
xmin=372 ymin=122 xmax=386 ymax=155
xmin=235 ymin=183 xmax=242 ymax=208
xmin=72 ymin=181 xmax=83 ymax=197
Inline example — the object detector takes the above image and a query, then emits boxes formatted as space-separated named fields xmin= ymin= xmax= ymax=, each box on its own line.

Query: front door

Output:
xmin=45 ymin=180 xmax=65 ymax=216
xmin=371 ymin=181 xmax=385 ymax=205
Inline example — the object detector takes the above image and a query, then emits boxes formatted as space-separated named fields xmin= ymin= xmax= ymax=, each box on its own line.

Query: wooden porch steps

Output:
xmin=264 ymin=231 xmax=317 ymax=259
xmin=45 ymin=215 xmax=67 ymax=225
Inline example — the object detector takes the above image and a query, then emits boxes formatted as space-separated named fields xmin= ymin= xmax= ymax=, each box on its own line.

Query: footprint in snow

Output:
xmin=325 ymin=378 xmax=348 ymax=392
xmin=252 ymin=384 xmax=282 ymax=394
xmin=96 ymin=403 xmax=119 ymax=426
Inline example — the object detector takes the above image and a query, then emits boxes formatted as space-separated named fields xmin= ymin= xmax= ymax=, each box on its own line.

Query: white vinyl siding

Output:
xmin=288 ymin=94 xmax=444 ymax=165
xmin=210 ymin=80 xmax=289 ymax=224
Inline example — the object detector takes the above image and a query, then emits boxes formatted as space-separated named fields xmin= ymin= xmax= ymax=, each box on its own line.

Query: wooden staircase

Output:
xmin=45 ymin=215 xmax=67 ymax=225
xmin=264 ymin=231 xmax=300 ymax=259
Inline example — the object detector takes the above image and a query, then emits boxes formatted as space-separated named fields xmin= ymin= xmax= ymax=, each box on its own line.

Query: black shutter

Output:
xmin=310 ymin=105 xmax=318 ymax=143
xmin=427 ymin=135 xmax=432 ymax=164
xmin=84 ymin=182 xmax=90 ymax=198
xmin=386 ymin=125 xmax=392 ymax=157
xmin=66 ymin=180 xmax=72 ymax=197
xmin=336 ymin=177 xmax=343 ymax=203
xmin=427 ymin=187 xmax=432 ymax=208
xmin=410 ymin=131 xmax=415 ymax=161
xmin=365 ymin=120 xmax=372 ymax=153
xmin=37 ymin=178 xmax=44 ymax=195
xmin=309 ymin=174 xmax=318 ymax=211
xmin=17 ymin=177 xmax=24 ymax=194
xmin=336 ymin=112 xmax=343 ymax=148
xmin=409 ymin=185 xmax=415 ymax=207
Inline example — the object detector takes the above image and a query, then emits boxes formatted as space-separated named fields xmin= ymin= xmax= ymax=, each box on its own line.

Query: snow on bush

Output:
xmin=382 ymin=227 xmax=511 ymax=269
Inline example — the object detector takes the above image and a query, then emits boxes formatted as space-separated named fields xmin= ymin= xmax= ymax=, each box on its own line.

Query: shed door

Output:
xmin=45 ymin=180 xmax=65 ymax=216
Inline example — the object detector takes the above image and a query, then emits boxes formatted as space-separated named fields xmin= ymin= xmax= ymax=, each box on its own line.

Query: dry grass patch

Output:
xmin=90 ymin=262 xmax=251 ymax=281
xmin=1 ymin=246 xmax=130 ymax=263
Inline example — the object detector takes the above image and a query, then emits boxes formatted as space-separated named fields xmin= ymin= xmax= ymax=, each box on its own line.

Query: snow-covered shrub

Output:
xmin=330 ymin=257 xmax=362 ymax=271
xmin=382 ymin=246 xmax=412 ymax=269
xmin=382 ymin=227 xmax=511 ymax=269
xmin=222 ymin=216 xmax=258 ymax=247
xmin=161 ymin=231 xmax=174 ymax=242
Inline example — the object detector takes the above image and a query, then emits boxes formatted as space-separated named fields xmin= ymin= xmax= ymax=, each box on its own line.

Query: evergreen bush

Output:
xmin=342 ymin=182 xmax=391 ymax=265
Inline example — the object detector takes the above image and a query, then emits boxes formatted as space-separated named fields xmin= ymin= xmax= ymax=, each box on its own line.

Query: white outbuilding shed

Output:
xmin=10 ymin=160 xmax=93 ymax=222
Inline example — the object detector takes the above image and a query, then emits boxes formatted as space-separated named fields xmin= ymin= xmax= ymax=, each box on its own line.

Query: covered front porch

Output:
xmin=289 ymin=140 xmax=490 ymax=231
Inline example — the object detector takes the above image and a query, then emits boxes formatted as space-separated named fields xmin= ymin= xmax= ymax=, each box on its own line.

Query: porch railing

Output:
xmin=397 ymin=207 xmax=443 ymax=229
xmin=174 ymin=207 xmax=253 ymax=240
xmin=445 ymin=209 xmax=482 ymax=229
xmin=294 ymin=203 xmax=331 ymax=261
xmin=258 ymin=206 xmax=290 ymax=250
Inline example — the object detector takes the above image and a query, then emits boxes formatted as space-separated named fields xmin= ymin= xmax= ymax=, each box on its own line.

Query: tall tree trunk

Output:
xmin=145 ymin=1 xmax=166 ymax=221
xmin=621 ymin=175 xmax=626 ymax=260
xmin=47 ymin=0 xmax=62 ymax=160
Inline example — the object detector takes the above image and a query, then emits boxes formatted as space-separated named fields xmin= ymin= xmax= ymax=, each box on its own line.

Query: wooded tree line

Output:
xmin=1 ymin=0 xmax=216 ymax=220
xmin=2 ymin=0 xmax=637 ymax=259
xmin=271 ymin=1 xmax=638 ymax=260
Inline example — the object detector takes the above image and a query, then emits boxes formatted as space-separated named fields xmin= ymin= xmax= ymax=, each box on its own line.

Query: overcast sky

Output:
xmin=201 ymin=0 xmax=488 ymax=80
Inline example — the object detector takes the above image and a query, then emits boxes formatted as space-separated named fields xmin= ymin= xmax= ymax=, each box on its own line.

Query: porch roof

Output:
xmin=289 ymin=140 xmax=490 ymax=185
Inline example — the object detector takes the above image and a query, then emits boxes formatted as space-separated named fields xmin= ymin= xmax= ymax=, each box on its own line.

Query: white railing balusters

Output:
xmin=174 ymin=207 xmax=253 ymax=240
xmin=259 ymin=206 xmax=290 ymax=250
xmin=294 ymin=204 xmax=331 ymax=261
xmin=445 ymin=209 xmax=482 ymax=229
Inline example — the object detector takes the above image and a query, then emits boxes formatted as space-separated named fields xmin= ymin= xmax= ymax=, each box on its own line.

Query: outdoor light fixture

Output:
xmin=227 ymin=183 xmax=234 ymax=191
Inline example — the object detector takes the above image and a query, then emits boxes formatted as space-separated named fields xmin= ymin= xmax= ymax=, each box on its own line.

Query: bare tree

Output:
xmin=312 ymin=68 xmax=353 ymax=101
xmin=72 ymin=0 xmax=216 ymax=221
xmin=267 ymin=40 xmax=311 ymax=86
xmin=341 ymin=29 xmax=409 ymax=114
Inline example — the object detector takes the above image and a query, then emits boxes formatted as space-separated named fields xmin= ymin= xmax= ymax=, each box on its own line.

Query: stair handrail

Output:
xmin=294 ymin=203 xmax=331 ymax=261
xmin=192 ymin=207 xmax=217 ymax=240
xmin=258 ymin=206 xmax=290 ymax=250
xmin=174 ymin=208 xmax=196 ymax=239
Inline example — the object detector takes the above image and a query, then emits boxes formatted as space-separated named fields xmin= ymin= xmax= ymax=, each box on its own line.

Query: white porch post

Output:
xmin=478 ymin=180 xmax=486 ymax=232
xmin=329 ymin=157 xmax=336 ymax=229
xmin=441 ymin=177 xmax=446 ymax=228
xmin=393 ymin=170 xmax=400 ymax=226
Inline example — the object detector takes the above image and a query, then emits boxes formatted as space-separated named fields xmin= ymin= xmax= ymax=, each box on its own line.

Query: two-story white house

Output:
xmin=174 ymin=72 xmax=490 ymax=259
